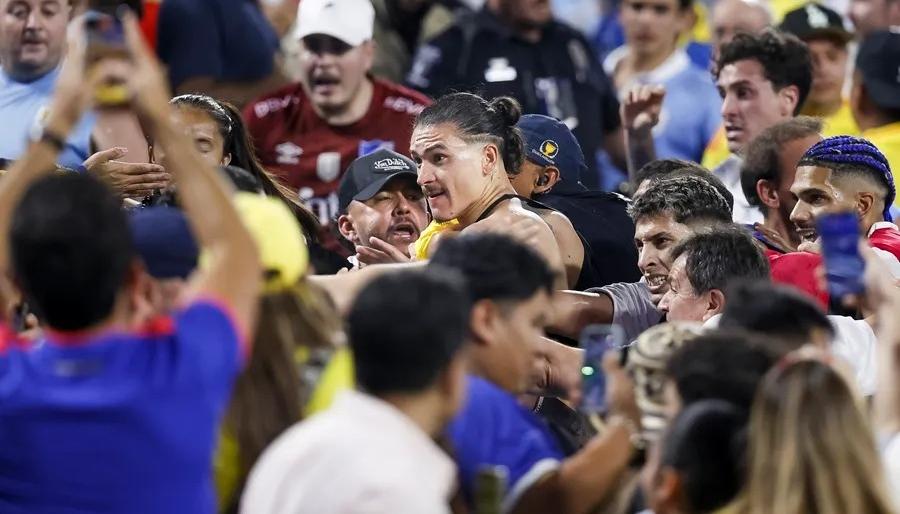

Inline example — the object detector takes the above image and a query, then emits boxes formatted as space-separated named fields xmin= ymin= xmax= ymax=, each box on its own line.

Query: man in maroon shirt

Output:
xmin=243 ymin=0 xmax=432 ymax=224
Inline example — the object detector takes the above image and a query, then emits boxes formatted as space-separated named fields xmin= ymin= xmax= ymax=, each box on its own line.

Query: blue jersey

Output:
xmin=0 ymin=67 xmax=94 ymax=169
xmin=157 ymin=0 xmax=279 ymax=92
xmin=0 ymin=300 xmax=246 ymax=514
xmin=447 ymin=376 xmax=564 ymax=510
xmin=604 ymin=48 xmax=721 ymax=163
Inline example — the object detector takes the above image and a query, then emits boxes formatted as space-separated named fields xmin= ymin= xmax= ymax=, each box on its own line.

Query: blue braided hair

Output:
xmin=798 ymin=135 xmax=895 ymax=222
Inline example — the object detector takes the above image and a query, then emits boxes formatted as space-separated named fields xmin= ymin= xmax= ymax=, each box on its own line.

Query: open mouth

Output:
xmin=311 ymin=75 xmax=340 ymax=92
xmin=797 ymin=227 xmax=818 ymax=244
xmin=388 ymin=221 xmax=419 ymax=242
xmin=724 ymin=124 xmax=743 ymax=141
xmin=645 ymin=274 xmax=667 ymax=293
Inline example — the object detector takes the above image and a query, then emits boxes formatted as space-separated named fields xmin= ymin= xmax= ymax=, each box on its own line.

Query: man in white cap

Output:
xmin=243 ymin=0 xmax=432 ymax=225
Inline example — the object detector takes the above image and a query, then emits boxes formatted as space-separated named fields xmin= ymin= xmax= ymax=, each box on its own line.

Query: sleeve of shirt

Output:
xmin=591 ymin=281 xmax=661 ymax=342
xmin=175 ymin=299 xmax=247 ymax=394
xmin=157 ymin=0 xmax=223 ymax=91
xmin=405 ymin=29 xmax=464 ymax=99
xmin=828 ymin=315 xmax=877 ymax=396
xmin=447 ymin=379 xmax=563 ymax=510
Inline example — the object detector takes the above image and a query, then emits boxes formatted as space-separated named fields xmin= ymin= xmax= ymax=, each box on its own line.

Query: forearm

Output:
xmin=310 ymin=261 xmax=427 ymax=315
xmin=547 ymin=291 xmax=614 ymax=340
xmin=0 ymin=112 xmax=75 ymax=273
xmin=624 ymin=127 xmax=656 ymax=181
xmin=510 ymin=423 xmax=633 ymax=514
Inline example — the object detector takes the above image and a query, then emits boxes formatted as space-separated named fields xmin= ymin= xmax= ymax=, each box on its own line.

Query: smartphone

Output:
xmin=84 ymin=2 xmax=139 ymax=107
xmin=817 ymin=211 xmax=865 ymax=298
xmin=579 ymin=324 xmax=625 ymax=414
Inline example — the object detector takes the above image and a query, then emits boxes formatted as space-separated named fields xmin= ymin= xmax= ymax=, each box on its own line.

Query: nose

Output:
xmin=658 ymin=290 xmax=672 ymax=313
xmin=25 ymin=10 xmax=41 ymax=30
xmin=637 ymin=245 xmax=657 ymax=274
xmin=394 ymin=194 xmax=412 ymax=215
xmin=416 ymin=163 xmax=433 ymax=187
xmin=720 ymin=92 xmax=738 ymax=119
xmin=789 ymin=200 xmax=810 ymax=225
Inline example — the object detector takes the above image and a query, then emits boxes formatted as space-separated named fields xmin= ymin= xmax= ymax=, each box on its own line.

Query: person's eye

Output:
xmin=432 ymin=154 xmax=447 ymax=164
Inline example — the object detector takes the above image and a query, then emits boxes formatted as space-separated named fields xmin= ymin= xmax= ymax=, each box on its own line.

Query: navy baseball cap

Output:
xmin=517 ymin=114 xmax=588 ymax=193
xmin=338 ymin=148 xmax=419 ymax=213
xmin=856 ymin=29 xmax=900 ymax=110
xmin=130 ymin=207 xmax=199 ymax=280
xmin=779 ymin=3 xmax=852 ymax=43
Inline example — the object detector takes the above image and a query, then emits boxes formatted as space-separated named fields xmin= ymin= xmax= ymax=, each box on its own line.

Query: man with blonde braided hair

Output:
xmin=790 ymin=135 xmax=900 ymax=262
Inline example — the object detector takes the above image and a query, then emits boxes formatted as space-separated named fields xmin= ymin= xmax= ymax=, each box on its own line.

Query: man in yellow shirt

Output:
xmin=780 ymin=3 xmax=860 ymax=137
xmin=852 ymin=30 xmax=900 ymax=213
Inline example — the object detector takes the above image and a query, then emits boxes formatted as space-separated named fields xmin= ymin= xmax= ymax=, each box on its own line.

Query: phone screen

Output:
xmin=817 ymin=211 xmax=865 ymax=298
xmin=579 ymin=324 xmax=624 ymax=414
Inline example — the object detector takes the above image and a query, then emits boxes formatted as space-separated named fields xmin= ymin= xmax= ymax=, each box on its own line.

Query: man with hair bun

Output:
xmin=410 ymin=92 xmax=565 ymax=286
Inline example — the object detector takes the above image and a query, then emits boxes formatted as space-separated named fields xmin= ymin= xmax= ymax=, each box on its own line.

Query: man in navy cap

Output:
xmin=515 ymin=115 xmax=641 ymax=287
xmin=336 ymin=148 xmax=429 ymax=267
xmin=129 ymin=206 xmax=199 ymax=322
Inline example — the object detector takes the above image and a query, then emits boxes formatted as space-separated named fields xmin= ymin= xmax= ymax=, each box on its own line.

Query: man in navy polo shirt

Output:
xmin=0 ymin=16 xmax=261 ymax=514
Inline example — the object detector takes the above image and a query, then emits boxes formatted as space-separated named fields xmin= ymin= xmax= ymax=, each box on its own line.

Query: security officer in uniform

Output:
xmin=406 ymin=0 xmax=626 ymax=190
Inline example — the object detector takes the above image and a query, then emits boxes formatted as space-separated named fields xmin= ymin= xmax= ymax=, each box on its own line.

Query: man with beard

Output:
xmin=405 ymin=0 xmax=626 ymax=188
xmin=336 ymin=149 xmax=429 ymax=267
xmin=244 ymin=0 xmax=431 ymax=224
xmin=791 ymin=135 xmax=900 ymax=264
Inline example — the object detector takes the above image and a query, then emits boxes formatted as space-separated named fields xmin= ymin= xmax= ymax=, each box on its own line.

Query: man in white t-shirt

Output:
xmin=241 ymin=270 xmax=469 ymax=514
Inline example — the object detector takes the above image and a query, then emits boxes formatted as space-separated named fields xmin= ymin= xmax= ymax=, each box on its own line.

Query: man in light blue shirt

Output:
xmin=0 ymin=0 xmax=93 ymax=168
xmin=604 ymin=0 xmax=721 ymax=165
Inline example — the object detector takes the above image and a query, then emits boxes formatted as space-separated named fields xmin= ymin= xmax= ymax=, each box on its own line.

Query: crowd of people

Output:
xmin=0 ymin=0 xmax=900 ymax=513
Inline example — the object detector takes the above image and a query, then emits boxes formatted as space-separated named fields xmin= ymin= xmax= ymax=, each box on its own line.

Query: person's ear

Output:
xmin=778 ymin=85 xmax=800 ymax=117
xmin=676 ymin=4 xmax=696 ymax=35
xmin=469 ymin=299 xmax=502 ymax=347
xmin=756 ymin=179 xmax=781 ymax=209
xmin=656 ymin=467 xmax=687 ymax=511
xmin=361 ymin=40 xmax=376 ymax=72
xmin=221 ymin=152 xmax=232 ymax=167
xmin=705 ymin=289 xmax=726 ymax=320
xmin=534 ymin=166 xmax=560 ymax=194
xmin=482 ymin=143 xmax=501 ymax=176
xmin=856 ymin=191 xmax=876 ymax=218
xmin=337 ymin=214 xmax=359 ymax=245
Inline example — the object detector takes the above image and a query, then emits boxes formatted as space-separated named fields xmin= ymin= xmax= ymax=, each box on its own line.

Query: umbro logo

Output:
xmin=275 ymin=142 xmax=303 ymax=165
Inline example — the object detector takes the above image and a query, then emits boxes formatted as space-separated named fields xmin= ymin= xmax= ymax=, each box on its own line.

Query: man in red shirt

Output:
xmin=243 ymin=0 xmax=431 ymax=224
xmin=791 ymin=135 xmax=900 ymax=261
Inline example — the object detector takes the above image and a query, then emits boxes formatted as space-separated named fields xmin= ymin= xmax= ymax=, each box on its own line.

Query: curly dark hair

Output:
xmin=629 ymin=175 xmax=733 ymax=225
xmin=715 ymin=29 xmax=812 ymax=116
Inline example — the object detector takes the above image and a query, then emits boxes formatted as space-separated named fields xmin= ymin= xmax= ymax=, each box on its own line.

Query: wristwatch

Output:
xmin=28 ymin=122 xmax=67 ymax=152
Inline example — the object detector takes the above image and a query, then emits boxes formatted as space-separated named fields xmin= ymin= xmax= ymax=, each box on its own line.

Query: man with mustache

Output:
xmin=337 ymin=149 xmax=428 ymax=267
xmin=244 ymin=0 xmax=431 ymax=225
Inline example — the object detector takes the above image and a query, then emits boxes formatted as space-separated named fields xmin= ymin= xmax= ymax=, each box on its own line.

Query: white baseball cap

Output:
xmin=293 ymin=0 xmax=375 ymax=47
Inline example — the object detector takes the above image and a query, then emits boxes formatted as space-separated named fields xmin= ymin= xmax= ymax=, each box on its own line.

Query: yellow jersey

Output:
xmin=702 ymin=125 xmax=731 ymax=171
xmin=803 ymin=100 xmax=861 ymax=137
xmin=863 ymin=122 xmax=900 ymax=207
